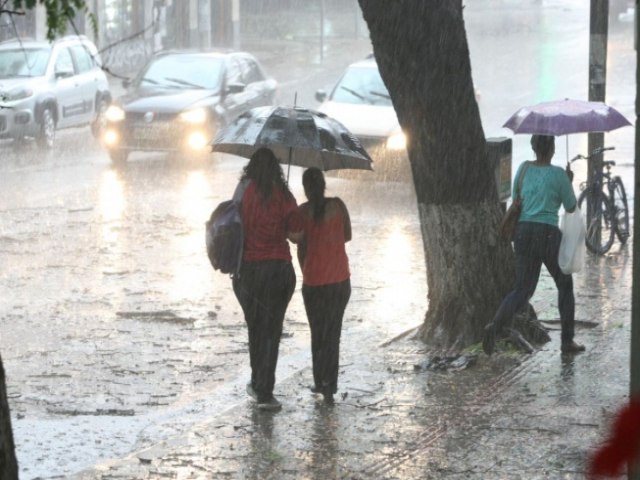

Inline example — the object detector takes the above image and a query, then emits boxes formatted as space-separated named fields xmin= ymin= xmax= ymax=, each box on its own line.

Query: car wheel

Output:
xmin=91 ymin=99 xmax=108 ymax=139
xmin=36 ymin=108 xmax=55 ymax=150
xmin=109 ymin=149 xmax=128 ymax=167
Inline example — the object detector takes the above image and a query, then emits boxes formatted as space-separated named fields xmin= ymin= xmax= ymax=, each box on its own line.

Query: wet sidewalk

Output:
xmin=71 ymin=243 xmax=632 ymax=479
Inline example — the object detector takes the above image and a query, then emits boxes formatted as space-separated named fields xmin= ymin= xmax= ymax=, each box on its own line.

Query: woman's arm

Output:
xmin=296 ymin=239 xmax=307 ymax=270
xmin=286 ymin=198 xmax=304 ymax=243
xmin=559 ymin=169 xmax=577 ymax=213
xmin=336 ymin=198 xmax=352 ymax=242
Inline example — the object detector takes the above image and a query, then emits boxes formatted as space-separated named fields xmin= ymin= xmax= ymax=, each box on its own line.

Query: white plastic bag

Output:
xmin=558 ymin=207 xmax=586 ymax=274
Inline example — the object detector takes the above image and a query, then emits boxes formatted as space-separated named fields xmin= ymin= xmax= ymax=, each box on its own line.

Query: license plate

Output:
xmin=133 ymin=126 xmax=159 ymax=140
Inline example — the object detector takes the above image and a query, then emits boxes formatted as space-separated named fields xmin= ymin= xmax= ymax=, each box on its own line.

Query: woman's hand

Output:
xmin=565 ymin=164 xmax=574 ymax=183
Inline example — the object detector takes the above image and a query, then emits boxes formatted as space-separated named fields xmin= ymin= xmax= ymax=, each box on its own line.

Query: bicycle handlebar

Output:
xmin=591 ymin=146 xmax=615 ymax=156
xmin=569 ymin=146 xmax=615 ymax=163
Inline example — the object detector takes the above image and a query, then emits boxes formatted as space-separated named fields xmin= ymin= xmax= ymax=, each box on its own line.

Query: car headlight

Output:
xmin=105 ymin=105 xmax=126 ymax=122
xmin=179 ymin=108 xmax=208 ymax=124
xmin=4 ymin=87 xmax=33 ymax=102
xmin=386 ymin=131 xmax=407 ymax=150
xmin=187 ymin=131 xmax=208 ymax=150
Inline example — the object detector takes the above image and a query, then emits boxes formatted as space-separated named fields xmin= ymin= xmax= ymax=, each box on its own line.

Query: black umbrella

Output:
xmin=211 ymin=105 xmax=373 ymax=173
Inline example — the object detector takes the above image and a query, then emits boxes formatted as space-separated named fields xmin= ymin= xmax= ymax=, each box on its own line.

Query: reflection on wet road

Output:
xmin=0 ymin=135 xmax=428 ymax=477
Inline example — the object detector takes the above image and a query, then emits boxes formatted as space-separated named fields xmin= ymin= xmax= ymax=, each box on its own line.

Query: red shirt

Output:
xmin=299 ymin=200 xmax=350 ymax=286
xmin=240 ymin=181 xmax=302 ymax=262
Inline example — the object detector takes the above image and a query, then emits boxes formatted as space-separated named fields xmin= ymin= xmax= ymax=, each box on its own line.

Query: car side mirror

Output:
xmin=55 ymin=67 xmax=74 ymax=79
xmin=315 ymin=89 xmax=327 ymax=103
xmin=226 ymin=82 xmax=245 ymax=94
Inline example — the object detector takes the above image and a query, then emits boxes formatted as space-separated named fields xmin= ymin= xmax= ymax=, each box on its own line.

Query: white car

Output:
xmin=315 ymin=56 xmax=406 ymax=155
xmin=0 ymin=35 xmax=111 ymax=149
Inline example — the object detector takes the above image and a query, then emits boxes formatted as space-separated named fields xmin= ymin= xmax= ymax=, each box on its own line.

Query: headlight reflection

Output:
xmin=167 ymin=171 xmax=212 ymax=302
xmin=98 ymin=169 xmax=125 ymax=223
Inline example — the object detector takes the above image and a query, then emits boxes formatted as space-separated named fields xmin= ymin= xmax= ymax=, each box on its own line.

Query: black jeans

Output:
xmin=302 ymin=279 xmax=351 ymax=394
xmin=233 ymin=260 xmax=296 ymax=401
xmin=493 ymin=222 xmax=575 ymax=344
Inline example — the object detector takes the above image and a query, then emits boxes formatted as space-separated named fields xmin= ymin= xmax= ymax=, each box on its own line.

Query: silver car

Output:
xmin=0 ymin=35 xmax=111 ymax=149
xmin=315 ymin=56 xmax=406 ymax=154
xmin=315 ymin=56 xmax=408 ymax=179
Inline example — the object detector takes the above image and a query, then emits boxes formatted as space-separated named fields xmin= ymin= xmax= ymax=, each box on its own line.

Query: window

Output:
xmin=239 ymin=57 xmax=264 ymax=85
xmin=331 ymin=65 xmax=392 ymax=107
xmin=141 ymin=54 xmax=224 ymax=90
xmin=54 ymin=47 xmax=75 ymax=75
xmin=0 ymin=48 xmax=50 ymax=77
xmin=70 ymin=45 xmax=94 ymax=73
xmin=225 ymin=58 xmax=243 ymax=86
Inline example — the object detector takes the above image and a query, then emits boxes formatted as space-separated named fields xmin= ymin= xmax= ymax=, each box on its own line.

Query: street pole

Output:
xmin=232 ymin=0 xmax=240 ymax=50
xmin=319 ymin=0 xmax=325 ymax=63
xmin=630 ymin=3 xmax=640 ymax=478
xmin=587 ymin=0 xmax=609 ymax=230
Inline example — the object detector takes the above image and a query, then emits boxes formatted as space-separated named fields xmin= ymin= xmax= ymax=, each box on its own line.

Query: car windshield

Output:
xmin=330 ymin=64 xmax=392 ymax=106
xmin=138 ymin=54 xmax=224 ymax=91
xmin=0 ymin=48 xmax=50 ymax=78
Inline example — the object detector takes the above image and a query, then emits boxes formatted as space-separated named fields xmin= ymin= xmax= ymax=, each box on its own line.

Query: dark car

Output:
xmin=102 ymin=50 xmax=277 ymax=165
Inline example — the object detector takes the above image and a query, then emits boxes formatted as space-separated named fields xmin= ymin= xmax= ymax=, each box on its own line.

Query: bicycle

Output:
xmin=569 ymin=146 xmax=630 ymax=255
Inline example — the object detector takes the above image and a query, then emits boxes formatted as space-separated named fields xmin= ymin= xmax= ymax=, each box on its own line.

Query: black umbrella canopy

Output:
xmin=212 ymin=105 xmax=373 ymax=171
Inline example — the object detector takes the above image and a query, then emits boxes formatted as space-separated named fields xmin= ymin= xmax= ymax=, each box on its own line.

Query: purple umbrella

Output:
xmin=503 ymin=99 xmax=632 ymax=136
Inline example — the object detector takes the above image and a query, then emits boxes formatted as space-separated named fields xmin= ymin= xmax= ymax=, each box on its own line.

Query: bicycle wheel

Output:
xmin=578 ymin=189 xmax=615 ymax=254
xmin=612 ymin=177 xmax=630 ymax=244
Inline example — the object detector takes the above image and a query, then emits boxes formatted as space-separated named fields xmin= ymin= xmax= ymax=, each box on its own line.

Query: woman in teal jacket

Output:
xmin=483 ymin=134 xmax=585 ymax=355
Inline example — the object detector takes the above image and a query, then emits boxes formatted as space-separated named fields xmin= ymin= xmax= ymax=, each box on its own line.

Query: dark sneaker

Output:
xmin=561 ymin=341 xmax=586 ymax=354
xmin=309 ymin=385 xmax=321 ymax=394
xmin=257 ymin=396 xmax=282 ymax=411
xmin=483 ymin=323 xmax=496 ymax=355
xmin=246 ymin=383 xmax=258 ymax=401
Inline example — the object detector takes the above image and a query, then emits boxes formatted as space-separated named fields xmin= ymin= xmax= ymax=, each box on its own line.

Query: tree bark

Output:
xmin=0 ymin=355 xmax=18 ymax=480
xmin=358 ymin=0 xmax=523 ymax=349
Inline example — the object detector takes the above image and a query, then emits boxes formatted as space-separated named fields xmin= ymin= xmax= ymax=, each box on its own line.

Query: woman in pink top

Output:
xmin=233 ymin=148 xmax=302 ymax=411
xmin=297 ymin=167 xmax=351 ymax=404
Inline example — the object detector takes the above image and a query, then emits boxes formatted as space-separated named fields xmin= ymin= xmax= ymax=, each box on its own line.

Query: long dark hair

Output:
xmin=302 ymin=167 xmax=326 ymax=222
xmin=240 ymin=148 xmax=290 ymax=200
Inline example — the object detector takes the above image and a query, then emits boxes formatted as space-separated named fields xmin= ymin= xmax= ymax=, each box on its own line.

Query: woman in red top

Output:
xmin=233 ymin=148 xmax=302 ymax=411
xmin=297 ymin=167 xmax=351 ymax=404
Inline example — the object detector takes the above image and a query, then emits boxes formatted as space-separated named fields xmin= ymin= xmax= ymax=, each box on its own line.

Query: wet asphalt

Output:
xmin=67 ymin=244 xmax=632 ymax=479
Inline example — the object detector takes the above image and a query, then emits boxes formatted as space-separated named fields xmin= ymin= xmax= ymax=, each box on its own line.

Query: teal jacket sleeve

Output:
xmin=558 ymin=169 xmax=577 ymax=211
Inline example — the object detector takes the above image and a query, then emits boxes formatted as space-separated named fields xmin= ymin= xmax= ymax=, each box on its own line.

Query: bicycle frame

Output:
xmin=570 ymin=146 xmax=627 ymax=254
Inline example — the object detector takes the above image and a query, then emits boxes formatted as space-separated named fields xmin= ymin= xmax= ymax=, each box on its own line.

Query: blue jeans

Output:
xmin=493 ymin=221 xmax=575 ymax=344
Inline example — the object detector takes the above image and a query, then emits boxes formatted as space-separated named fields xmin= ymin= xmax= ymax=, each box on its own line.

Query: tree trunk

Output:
xmin=0 ymin=355 xmax=18 ymax=480
xmin=358 ymin=0 xmax=521 ymax=349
